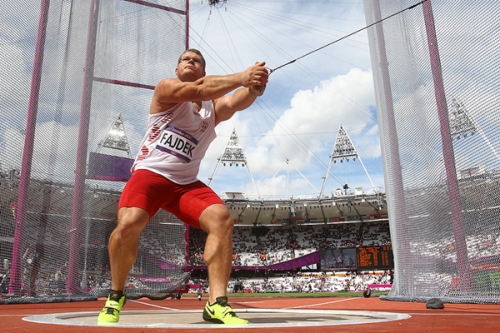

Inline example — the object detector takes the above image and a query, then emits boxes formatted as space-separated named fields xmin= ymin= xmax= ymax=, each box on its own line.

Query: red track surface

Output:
xmin=2 ymin=296 xmax=500 ymax=333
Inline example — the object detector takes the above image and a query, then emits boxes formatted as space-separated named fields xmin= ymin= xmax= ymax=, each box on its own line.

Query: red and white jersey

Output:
xmin=132 ymin=100 xmax=217 ymax=185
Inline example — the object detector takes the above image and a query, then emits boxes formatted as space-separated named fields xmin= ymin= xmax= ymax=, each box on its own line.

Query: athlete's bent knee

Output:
xmin=114 ymin=208 xmax=149 ymax=240
xmin=200 ymin=204 xmax=233 ymax=233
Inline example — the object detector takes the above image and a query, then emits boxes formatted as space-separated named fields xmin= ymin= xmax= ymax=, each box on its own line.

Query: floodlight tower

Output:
xmin=320 ymin=124 xmax=377 ymax=197
xmin=207 ymin=0 xmax=227 ymax=8
xmin=208 ymin=128 xmax=260 ymax=197
xmin=96 ymin=113 xmax=132 ymax=158
xmin=449 ymin=97 xmax=475 ymax=140
xmin=449 ymin=96 xmax=500 ymax=160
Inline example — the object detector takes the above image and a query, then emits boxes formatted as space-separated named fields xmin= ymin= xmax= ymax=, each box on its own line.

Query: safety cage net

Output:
xmin=0 ymin=0 xmax=189 ymax=303
xmin=364 ymin=0 xmax=500 ymax=304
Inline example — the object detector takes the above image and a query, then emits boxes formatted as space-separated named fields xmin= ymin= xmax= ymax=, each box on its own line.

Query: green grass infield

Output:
xmin=183 ymin=291 xmax=389 ymax=298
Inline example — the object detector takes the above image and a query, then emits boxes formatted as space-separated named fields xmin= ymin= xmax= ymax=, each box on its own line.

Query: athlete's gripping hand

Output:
xmin=242 ymin=61 xmax=269 ymax=88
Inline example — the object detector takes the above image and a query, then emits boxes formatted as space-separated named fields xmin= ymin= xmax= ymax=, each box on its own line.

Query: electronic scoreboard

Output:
xmin=356 ymin=246 xmax=394 ymax=270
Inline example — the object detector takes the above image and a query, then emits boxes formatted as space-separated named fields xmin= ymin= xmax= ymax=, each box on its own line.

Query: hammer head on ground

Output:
xmin=426 ymin=298 xmax=445 ymax=309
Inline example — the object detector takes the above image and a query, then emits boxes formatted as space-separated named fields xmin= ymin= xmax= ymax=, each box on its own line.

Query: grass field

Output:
xmin=183 ymin=291 xmax=389 ymax=298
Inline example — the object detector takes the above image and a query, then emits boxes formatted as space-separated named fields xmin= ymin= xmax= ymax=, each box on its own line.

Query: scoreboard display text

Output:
xmin=356 ymin=246 xmax=394 ymax=270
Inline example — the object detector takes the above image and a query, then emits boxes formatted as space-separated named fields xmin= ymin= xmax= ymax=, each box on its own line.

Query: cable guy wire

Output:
xmin=269 ymin=0 xmax=428 ymax=74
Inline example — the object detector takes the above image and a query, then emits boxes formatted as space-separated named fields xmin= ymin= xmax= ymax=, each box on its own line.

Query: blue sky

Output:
xmin=185 ymin=0 xmax=385 ymax=198
xmin=0 ymin=0 xmax=385 ymax=199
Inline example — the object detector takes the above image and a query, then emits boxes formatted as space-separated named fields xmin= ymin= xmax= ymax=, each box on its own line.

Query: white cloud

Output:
xmin=1 ymin=1 xmax=383 ymax=198
xmin=201 ymin=68 xmax=381 ymax=196
xmin=251 ymin=68 xmax=375 ymax=171
xmin=0 ymin=38 xmax=32 ymax=119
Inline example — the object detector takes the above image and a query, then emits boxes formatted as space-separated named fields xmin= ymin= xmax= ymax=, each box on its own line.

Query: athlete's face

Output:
xmin=176 ymin=51 xmax=206 ymax=81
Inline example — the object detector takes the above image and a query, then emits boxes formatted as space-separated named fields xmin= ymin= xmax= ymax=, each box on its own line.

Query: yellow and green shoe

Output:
xmin=202 ymin=296 xmax=248 ymax=325
xmin=97 ymin=290 xmax=126 ymax=325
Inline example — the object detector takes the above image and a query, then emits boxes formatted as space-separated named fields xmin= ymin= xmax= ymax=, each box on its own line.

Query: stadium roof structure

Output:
xmin=0 ymin=167 xmax=387 ymax=228
xmin=0 ymin=118 xmax=388 ymax=228
xmin=200 ymin=125 xmax=386 ymax=225
xmin=223 ymin=191 xmax=387 ymax=226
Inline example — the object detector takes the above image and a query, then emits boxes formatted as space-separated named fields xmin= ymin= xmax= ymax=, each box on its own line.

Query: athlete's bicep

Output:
xmin=155 ymin=78 xmax=197 ymax=104
xmin=213 ymin=96 xmax=236 ymax=124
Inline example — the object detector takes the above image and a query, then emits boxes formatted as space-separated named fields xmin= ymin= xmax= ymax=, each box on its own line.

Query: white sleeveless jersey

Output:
xmin=132 ymin=100 xmax=217 ymax=185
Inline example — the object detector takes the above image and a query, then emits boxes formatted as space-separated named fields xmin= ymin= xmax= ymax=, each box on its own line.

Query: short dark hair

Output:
xmin=178 ymin=48 xmax=206 ymax=69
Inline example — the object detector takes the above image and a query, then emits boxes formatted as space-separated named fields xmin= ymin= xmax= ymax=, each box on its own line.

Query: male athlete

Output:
xmin=97 ymin=49 xmax=268 ymax=325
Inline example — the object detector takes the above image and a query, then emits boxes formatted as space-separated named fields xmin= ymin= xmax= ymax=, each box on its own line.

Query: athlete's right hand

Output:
xmin=242 ymin=62 xmax=268 ymax=88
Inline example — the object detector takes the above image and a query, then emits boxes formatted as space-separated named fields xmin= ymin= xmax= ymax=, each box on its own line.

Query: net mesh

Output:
xmin=364 ymin=0 xmax=500 ymax=303
xmin=0 ymin=0 xmax=188 ymax=303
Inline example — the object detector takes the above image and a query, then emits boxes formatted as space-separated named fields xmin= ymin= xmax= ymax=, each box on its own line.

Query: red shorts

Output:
xmin=118 ymin=169 xmax=223 ymax=229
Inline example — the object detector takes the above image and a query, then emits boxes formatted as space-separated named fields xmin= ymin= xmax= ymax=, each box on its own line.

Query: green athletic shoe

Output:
xmin=97 ymin=290 xmax=126 ymax=325
xmin=202 ymin=296 xmax=248 ymax=325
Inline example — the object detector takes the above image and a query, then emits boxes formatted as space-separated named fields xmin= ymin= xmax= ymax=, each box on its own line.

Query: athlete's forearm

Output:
xmin=156 ymin=73 xmax=246 ymax=105
xmin=192 ymin=73 xmax=247 ymax=101
xmin=186 ymin=63 xmax=267 ymax=102
xmin=213 ymin=86 xmax=265 ymax=124
xmin=227 ymin=87 xmax=259 ymax=110
xmin=153 ymin=63 xmax=268 ymax=111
